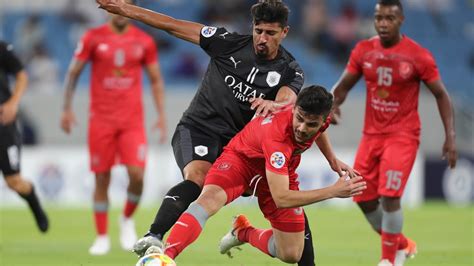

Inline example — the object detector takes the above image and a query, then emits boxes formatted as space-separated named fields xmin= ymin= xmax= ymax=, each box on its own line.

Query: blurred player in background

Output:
xmin=151 ymin=85 xmax=365 ymax=264
xmin=0 ymin=41 xmax=49 ymax=233
xmin=60 ymin=0 xmax=167 ymax=255
xmin=331 ymin=0 xmax=457 ymax=265
xmin=95 ymin=1 xmax=354 ymax=265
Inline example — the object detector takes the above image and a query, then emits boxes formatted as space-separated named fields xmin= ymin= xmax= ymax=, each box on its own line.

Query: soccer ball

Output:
xmin=135 ymin=253 xmax=176 ymax=266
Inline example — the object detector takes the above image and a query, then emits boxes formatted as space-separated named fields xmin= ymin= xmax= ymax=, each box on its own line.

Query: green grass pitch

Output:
xmin=1 ymin=202 xmax=472 ymax=265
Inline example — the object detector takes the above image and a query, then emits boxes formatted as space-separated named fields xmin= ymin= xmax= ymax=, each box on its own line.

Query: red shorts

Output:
xmin=88 ymin=117 xmax=146 ymax=173
xmin=205 ymin=150 xmax=305 ymax=232
xmin=352 ymin=134 xmax=419 ymax=202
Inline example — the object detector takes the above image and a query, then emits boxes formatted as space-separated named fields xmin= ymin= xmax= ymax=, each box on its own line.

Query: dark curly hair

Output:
xmin=251 ymin=0 xmax=289 ymax=28
xmin=295 ymin=85 xmax=333 ymax=117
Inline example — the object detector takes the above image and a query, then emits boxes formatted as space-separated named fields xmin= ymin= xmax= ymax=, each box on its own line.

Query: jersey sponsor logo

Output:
xmin=74 ymin=41 xmax=84 ymax=55
xmin=224 ymin=75 xmax=266 ymax=103
xmin=194 ymin=145 xmax=208 ymax=157
xmin=270 ymin=152 xmax=285 ymax=169
xmin=229 ymin=56 xmax=242 ymax=69
xmin=217 ymin=162 xmax=231 ymax=170
xmin=7 ymin=145 xmax=19 ymax=170
xmin=220 ymin=32 xmax=230 ymax=39
xmin=201 ymin=26 xmax=217 ymax=38
xmin=266 ymin=71 xmax=281 ymax=87
xmin=363 ymin=62 xmax=373 ymax=69
xmin=295 ymin=71 xmax=304 ymax=78
xmin=98 ymin=43 xmax=109 ymax=52
xmin=261 ymin=114 xmax=274 ymax=125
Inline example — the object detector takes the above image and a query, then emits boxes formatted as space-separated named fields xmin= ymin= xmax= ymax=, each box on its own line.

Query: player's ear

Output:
xmin=281 ymin=26 xmax=289 ymax=38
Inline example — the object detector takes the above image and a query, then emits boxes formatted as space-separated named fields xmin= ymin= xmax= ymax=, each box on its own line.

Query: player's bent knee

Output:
xmin=195 ymin=187 xmax=226 ymax=216
xmin=277 ymin=246 xmax=303 ymax=263
xmin=183 ymin=169 xmax=208 ymax=187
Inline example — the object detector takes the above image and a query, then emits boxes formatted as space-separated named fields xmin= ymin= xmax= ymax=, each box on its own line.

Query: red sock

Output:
xmin=94 ymin=212 xmax=108 ymax=235
xmin=398 ymin=234 xmax=408 ymax=250
xmin=123 ymin=200 xmax=139 ymax=218
xmin=164 ymin=213 xmax=203 ymax=259
xmin=238 ymin=227 xmax=274 ymax=257
xmin=381 ymin=231 xmax=400 ymax=263
xmin=377 ymin=230 xmax=408 ymax=250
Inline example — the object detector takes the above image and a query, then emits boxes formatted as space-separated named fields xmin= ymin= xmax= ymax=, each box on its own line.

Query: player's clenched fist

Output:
xmin=96 ymin=0 xmax=127 ymax=15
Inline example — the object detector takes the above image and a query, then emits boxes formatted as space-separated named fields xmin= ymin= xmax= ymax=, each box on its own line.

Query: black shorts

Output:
xmin=171 ymin=122 xmax=229 ymax=173
xmin=0 ymin=124 xmax=21 ymax=177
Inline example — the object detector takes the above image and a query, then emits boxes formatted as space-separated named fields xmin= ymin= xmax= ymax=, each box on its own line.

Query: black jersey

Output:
xmin=0 ymin=41 xmax=23 ymax=105
xmin=180 ymin=26 xmax=304 ymax=141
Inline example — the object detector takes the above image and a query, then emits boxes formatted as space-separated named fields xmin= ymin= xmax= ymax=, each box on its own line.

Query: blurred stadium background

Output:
xmin=0 ymin=0 xmax=472 ymax=265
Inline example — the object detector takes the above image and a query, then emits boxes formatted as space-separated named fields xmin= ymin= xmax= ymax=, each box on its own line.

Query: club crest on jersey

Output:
xmin=194 ymin=145 xmax=208 ymax=157
xmin=266 ymin=71 xmax=281 ymax=87
xmin=201 ymin=26 xmax=217 ymax=38
xmin=399 ymin=61 xmax=413 ymax=79
xmin=270 ymin=152 xmax=285 ymax=169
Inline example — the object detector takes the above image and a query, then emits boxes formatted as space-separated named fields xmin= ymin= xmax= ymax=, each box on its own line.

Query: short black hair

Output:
xmin=251 ymin=0 xmax=289 ymax=27
xmin=377 ymin=0 xmax=403 ymax=12
xmin=295 ymin=85 xmax=333 ymax=117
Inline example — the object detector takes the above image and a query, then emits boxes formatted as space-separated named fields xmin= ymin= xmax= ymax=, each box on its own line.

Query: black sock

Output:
xmin=298 ymin=211 xmax=315 ymax=266
xmin=19 ymin=186 xmax=49 ymax=233
xmin=148 ymin=180 xmax=201 ymax=239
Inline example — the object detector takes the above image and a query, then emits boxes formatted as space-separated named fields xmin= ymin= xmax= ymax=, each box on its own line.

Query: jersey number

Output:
xmin=385 ymin=170 xmax=402 ymax=191
xmin=377 ymin=67 xmax=393 ymax=86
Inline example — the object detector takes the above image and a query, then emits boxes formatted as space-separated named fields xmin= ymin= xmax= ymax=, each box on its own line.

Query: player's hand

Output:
xmin=0 ymin=99 xmax=19 ymax=125
xmin=249 ymin=97 xmax=280 ymax=117
xmin=442 ymin=135 xmax=457 ymax=168
xmin=329 ymin=158 xmax=360 ymax=179
xmin=329 ymin=106 xmax=341 ymax=125
xmin=331 ymin=174 xmax=366 ymax=198
xmin=152 ymin=117 xmax=168 ymax=144
xmin=60 ymin=109 xmax=77 ymax=134
xmin=96 ymin=0 xmax=127 ymax=15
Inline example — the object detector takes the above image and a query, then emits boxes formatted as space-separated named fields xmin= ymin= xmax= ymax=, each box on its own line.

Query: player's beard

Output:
xmin=255 ymin=44 xmax=268 ymax=59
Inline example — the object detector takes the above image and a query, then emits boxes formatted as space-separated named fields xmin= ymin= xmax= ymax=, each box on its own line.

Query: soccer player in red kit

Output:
xmin=142 ymin=86 xmax=366 ymax=264
xmin=60 ymin=0 xmax=167 ymax=255
xmin=331 ymin=1 xmax=457 ymax=265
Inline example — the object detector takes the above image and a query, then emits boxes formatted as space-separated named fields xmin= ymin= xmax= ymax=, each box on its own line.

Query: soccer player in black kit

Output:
xmin=97 ymin=1 xmax=356 ymax=264
xmin=0 ymin=41 xmax=49 ymax=233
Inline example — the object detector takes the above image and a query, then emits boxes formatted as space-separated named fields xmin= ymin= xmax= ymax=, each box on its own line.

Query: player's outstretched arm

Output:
xmin=425 ymin=79 xmax=457 ymax=168
xmin=266 ymin=170 xmax=366 ymax=208
xmin=96 ymin=0 xmax=203 ymax=44
xmin=330 ymin=70 xmax=361 ymax=124
xmin=315 ymin=132 xmax=360 ymax=178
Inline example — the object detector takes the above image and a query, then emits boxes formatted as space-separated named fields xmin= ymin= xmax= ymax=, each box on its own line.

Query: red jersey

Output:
xmin=225 ymin=107 xmax=330 ymax=188
xmin=74 ymin=24 xmax=157 ymax=125
xmin=346 ymin=35 xmax=440 ymax=136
